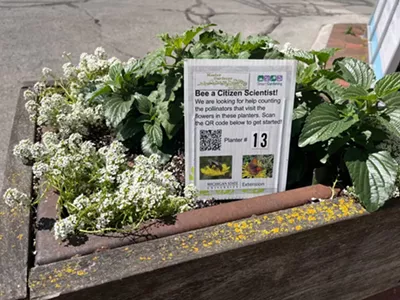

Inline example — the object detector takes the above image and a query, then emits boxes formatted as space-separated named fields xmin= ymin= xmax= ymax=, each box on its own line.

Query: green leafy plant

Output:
xmin=92 ymin=25 xmax=400 ymax=212
xmin=93 ymin=24 xmax=282 ymax=161
xmin=292 ymin=53 xmax=400 ymax=211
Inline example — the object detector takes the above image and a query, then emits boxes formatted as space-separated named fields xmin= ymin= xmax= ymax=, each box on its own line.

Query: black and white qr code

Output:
xmin=200 ymin=129 xmax=222 ymax=151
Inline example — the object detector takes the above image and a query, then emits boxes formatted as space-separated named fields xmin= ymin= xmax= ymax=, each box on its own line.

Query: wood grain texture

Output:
xmin=29 ymin=198 xmax=380 ymax=300
xmin=0 ymin=86 xmax=35 ymax=300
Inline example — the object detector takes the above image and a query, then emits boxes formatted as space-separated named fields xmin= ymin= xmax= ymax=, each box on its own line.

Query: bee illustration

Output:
xmin=207 ymin=159 xmax=223 ymax=171
xmin=246 ymin=157 xmax=263 ymax=175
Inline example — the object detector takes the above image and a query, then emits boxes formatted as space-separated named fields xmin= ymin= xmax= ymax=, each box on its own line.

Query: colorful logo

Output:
xmin=257 ymin=75 xmax=283 ymax=82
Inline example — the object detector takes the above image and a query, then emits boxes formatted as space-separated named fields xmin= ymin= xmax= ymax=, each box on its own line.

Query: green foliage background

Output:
xmin=92 ymin=24 xmax=400 ymax=212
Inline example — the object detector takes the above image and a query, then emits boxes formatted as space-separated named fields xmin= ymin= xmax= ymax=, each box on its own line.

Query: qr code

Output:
xmin=200 ymin=129 xmax=222 ymax=151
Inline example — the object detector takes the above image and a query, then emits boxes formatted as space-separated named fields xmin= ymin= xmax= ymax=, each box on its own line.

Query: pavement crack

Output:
xmin=184 ymin=0 xmax=216 ymax=25
xmin=259 ymin=16 xmax=282 ymax=35
xmin=0 ymin=0 xmax=90 ymax=9
xmin=68 ymin=3 xmax=100 ymax=27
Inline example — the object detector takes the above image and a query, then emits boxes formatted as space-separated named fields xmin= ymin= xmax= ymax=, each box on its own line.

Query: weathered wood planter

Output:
xmin=1 ymin=86 xmax=400 ymax=300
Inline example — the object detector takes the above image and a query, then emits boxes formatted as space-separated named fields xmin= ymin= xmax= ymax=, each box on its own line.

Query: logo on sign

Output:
xmin=257 ymin=75 xmax=283 ymax=82
xmin=257 ymin=74 xmax=283 ymax=86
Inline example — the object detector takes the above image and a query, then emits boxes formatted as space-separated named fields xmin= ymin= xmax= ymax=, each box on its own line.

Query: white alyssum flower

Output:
xmin=25 ymin=100 xmax=39 ymax=121
xmin=41 ymin=132 xmax=59 ymax=151
xmin=32 ymin=162 xmax=49 ymax=178
xmin=54 ymin=215 xmax=78 ymax=240
xmin=42 ymin=67 xmax=53 ymax=77
xmin=33 ymin=82 xmax=46 ymax=94
xmin=37 ymin=93 xmax=68 ymax=126
xmin=62 ymin=62 xmax=76 ymax=79
xmin=184 ymin=184 xmax=198 ymax=199
xmin=23 ymin=89 xmax=37 ymax=102
xmin=3 ymin=188 xmax=30 ymax=207
xmin=94 ymin=47 xmax=107 ymax=59
xmin=98 ymin=141 xmax=127 ymax=183
xmin=13 ymin=139 xmax=45 ymax=163
xmin=72 ymin=194 xmax=90 ymax=210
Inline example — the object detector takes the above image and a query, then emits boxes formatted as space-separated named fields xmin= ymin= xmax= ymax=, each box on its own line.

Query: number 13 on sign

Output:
xmin=252 ymin=131 xmax=269 ymax=148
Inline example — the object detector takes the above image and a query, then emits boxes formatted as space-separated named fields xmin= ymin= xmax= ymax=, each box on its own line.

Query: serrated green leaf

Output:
xmin=298 ymin=63 xmax=319 ymax=84
xmin=118 ymin=116 xmax=145 ymax=140
xmin=133 ymin=94 xmax=152 ymax=115
xmin=320 ymin=136 xmax=350 ymax=164
xmin=311 ymin=48 xmax=339 ymax=65
xmin=312 ymin=77 xmax=345 ymax=103
xmin=238 ymin=51 xmax=251 ymax=59
xmin=375 ymin=73 xmax=400 ymax=97
xmin=157 ymin=73 xmax=182 ymax=102
xmin=318 ymin=69 xmax=341 ymax=80
xmin=141 ymin=48 xmax=165 ymax=77
xmin=182 ymin=24 xmax=215 ymax=45
xmin=124 ymin=59 xmax=140 ymax=74
xmin=383 ymin=92 xmax=400 ymax=133
xmin=263 ymin=49 xmax=284 ymax=59
xmin=88 ymin=85 xmax=112 ymax=102
xmin=145 ymin=122 xmax=163 ymax=147
xmin=336 ymin=58 xmax=375 ymax=89
xmin=141 ymin=135 xmax=170 ymax=163
xmin=292 ymin=50 xmax=315 ymax=65
xmin=293 ymin=103 xmax=308 ymax=120
xmin=299 ymin=103 xmax=358 ymax=147
xmin=104 ymin=96 xmax=133 ymax=127
xmin=109 ymin=62 xmax=123 ymax=82
xmin=341 ymin=84 xmax=369 ymax=100
xmin=345 ymin=148 xmax=398 ymax=212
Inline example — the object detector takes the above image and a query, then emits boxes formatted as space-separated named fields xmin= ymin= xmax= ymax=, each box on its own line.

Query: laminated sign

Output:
xmin=184 ymin=59 xmax=297 ymax=200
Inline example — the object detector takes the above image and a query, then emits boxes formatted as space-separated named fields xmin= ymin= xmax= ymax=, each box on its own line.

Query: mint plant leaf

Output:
xmin=118 ymin=116 xmax=145 ymax=141
xmin=375 ymin=73 xmax=400 ymax=97
xmin=299 ymin=103 xmax=358 ymax=147
xmin=293 ymin=103 xmax=308 ymax=120
xmin=109 ymin=62 xmax=123 ymax=82
xmin=158 ymin=73 xmax=182 ymax=102
xmin=341 ymin=84 xmax=369 ymax=100
xmin=311 ymin=48 xmax=339 ymax=65
xmin=141 ymin=135 xmax=171 ymax=163
xmin=144 ymin=122 xmax=163 ymax=147
xmin=133 ymin=94 xmax=152 ymax=115
xmin=311 ymin=77 xmax=345 ymax=103
xmin=182 ymin=24 xmax=215 ymax=46
xmin=141 ymin=48 xmax=165 ymax=76
xmin=345 ymin=148 xmax=398 ymax=212
xmin=292 ymin=49 xmax=315 ymax=65
xmin=336 ymin=58 xmax=375 ymax=89
xmin=104 ymin=95 xmax=133 ymax=127
xmin=298 ymin=63 xmax=319 ymax=84
xmin=380 ymin=92 xmax=400 ymax=135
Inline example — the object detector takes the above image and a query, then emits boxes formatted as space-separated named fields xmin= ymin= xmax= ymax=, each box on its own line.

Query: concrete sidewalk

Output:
xmin=0 ymin=0 xmax=375 ymax=191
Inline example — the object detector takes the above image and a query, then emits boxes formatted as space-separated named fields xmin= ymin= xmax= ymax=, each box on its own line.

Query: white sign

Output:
xmin=184 ymin=59 xmax=297 ymax=200
xmin=368 ymin=0 xmax=400 ymax=79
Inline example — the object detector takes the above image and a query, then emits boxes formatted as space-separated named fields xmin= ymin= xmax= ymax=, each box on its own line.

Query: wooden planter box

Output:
xmin=1 ymin=86 xmax=400 ymax=300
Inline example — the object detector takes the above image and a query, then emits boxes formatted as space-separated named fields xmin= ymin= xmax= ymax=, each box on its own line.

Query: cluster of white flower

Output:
xmin=42 ymin=67 xmax=53 ymax=77
xmin=3 ymin=188 xmax=30 ymax=207
xmin=13 ymin=139 xmax=46 ymax=164
xmin=37 ymin=93 xmax=68 ymax=126
xmin=56 ymin=102 xmax=104 ymax=137
xmin=4 ymin=47 xmax=198 ymax=241
xmin=54 ymin=215 xmax=78 ymax=240
xmin=61 ymin=154 xmax=195 ymax=235
xmin=33 ymin=82 xmax=46 ymax=94
xmin=98 ymin=141 xmax=127 ymax=184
